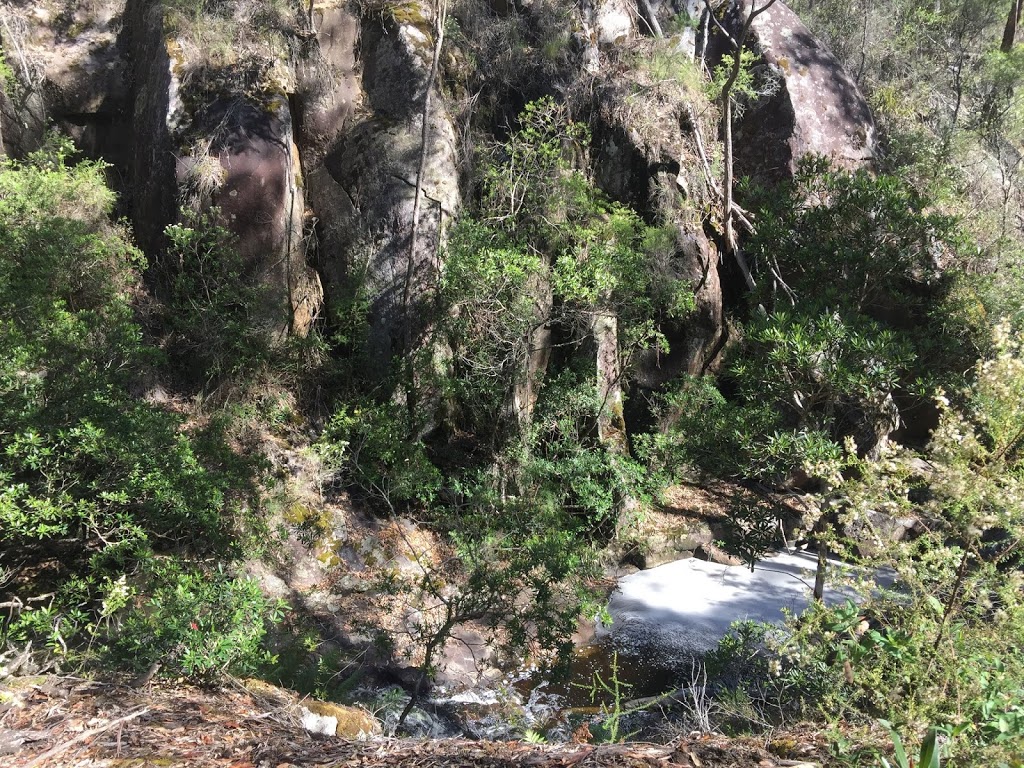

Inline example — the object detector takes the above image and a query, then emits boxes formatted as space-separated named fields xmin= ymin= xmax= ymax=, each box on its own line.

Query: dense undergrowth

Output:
xmin=2 ymin=0 xmax=1024 ymax=764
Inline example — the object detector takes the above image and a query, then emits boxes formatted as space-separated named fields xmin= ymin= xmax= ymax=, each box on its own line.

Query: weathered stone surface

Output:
xmin=592 ymin=41 xmax=727 ymax=381
xmin=597 ymin=0 xmax=636 ymax=45
xmin=181 ymin=94 xmax=323 ymax=338
xmin=305 ymin=4 xmax=459 ymax=375
xmin=709 ymin=0 xmax=875 ymax=184
xmin=295 ymin=4 xmax=362 ymax=166
xmin=125 ymin=0 xmax=178 ymax=256
xmin=509 ymin=276 xmax=552 ymax=426
xmin=0 ymin=0 xmax=130 ymax=160
xmin=123 ymin=0 xmax=323 ymax=340
xmin=301 ymin=700 xmax=381 ymax=738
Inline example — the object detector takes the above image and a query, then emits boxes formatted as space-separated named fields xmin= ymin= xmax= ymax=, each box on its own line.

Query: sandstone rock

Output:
xmin=181 ymin=93 xmax=323 ymax=339
xmin=596 ymin=0 xmax=636 ymax=46
xmin=124 ymin=1 xmax=178 ymax=256
xmin=592 ymin=40 xmax=726 ymax=381
xmin=125 ymin=3 xmax=322 ymax=341
xmin=295 ymin=4 xmax=362 ymax=166
xmin=0 ymin=0 xmax=130 ymax=159
xmin=300 ymin=700 xmax=381 ymax=738
xmin=302 ymin=2 xmax=459 ymax=377
xmin=707 ymin=0 xmax=876 ymax=185
xmin=240 ymin=678 xmax=381 ymax=738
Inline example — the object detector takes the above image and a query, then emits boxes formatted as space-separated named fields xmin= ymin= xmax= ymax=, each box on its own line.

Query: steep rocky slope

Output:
xmin=0 ymin=0 xmax=883 ymax=727
xmin=0 ymin=0 xmax=875 ymax=412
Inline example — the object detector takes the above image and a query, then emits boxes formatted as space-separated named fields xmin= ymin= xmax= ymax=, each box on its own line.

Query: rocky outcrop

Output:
xmin=1 ymin=0 xmax=323 ymax=339
xmin=0 ymin=0 xmax=130 ymax=161
xmin=1 ymin=0 xmax=882 ymax=423
xmin=128 ymin=1 xmax=322 ymax=339
xmin=591 ymin=40 xmax=726 ymax=382
xmin=124 ymin=0 xmax=176 ymax=258
xmin=303 ymin=2 xmax=459 ymax=376
xmin=706 ymin=0 xmax=876 ymax=184
xmin=300 ymin=699 xmax=382 ymax=738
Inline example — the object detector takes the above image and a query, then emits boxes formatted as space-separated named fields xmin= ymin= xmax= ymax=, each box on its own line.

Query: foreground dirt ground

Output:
xmin=0 ymin=676 xmax=829 ymax=767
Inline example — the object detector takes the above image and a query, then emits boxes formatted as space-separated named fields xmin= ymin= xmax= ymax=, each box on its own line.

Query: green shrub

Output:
xmin=0 ymin=138 xmax=263 ymax=672
xmin=318 ymin=399 xmax=441 ymax=509
xmin=164 ymin=211 xmax=271 ymax=388
xmin=519 ymin=370 xmax=648 ymax=534
xmin=114 ymin=562 xmax=285 ymax=682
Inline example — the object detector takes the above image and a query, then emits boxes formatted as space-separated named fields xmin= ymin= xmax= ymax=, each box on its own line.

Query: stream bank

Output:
xmin=0 ymin=673 xmax=834 ymax=767
xmin=392 ymin=549 xmax=890 ymax=741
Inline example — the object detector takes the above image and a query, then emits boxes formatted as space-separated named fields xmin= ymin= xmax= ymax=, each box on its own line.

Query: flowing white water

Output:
xmin=598 ymin=550 xmax=890 ymax=664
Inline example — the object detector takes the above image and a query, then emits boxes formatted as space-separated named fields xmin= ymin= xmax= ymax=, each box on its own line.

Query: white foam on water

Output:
xmin=600 ymin=551 xmax=886 ymax=658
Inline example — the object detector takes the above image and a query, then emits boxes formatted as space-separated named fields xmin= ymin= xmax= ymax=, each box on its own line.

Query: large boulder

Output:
xmin=707 ymin=0 xmax=876 ymax=184
xmin=126 ymin=0 xmax=322 ymax=339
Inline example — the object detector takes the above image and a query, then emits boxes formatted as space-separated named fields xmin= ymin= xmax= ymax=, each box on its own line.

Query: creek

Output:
xmin=410 ymin=550 xmax=889 ymax=739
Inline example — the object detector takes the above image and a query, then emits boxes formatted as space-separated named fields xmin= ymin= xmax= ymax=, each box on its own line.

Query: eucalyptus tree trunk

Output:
xmin=702 ymin=0 xmax=778 ymax=292
xmin=1002 ymin=0 xmax=1024 ymax=52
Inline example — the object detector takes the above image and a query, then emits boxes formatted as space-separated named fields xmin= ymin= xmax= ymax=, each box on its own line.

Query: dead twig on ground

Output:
xmin=24 ymin=707 xmax=149 ymax=768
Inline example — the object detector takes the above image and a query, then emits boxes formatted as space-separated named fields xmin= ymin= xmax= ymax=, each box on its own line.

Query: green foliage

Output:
xmin=444 ymin=97 xmax=685 ymax=437
xmin=660 ymin=159 xmax=982 ymax=490
xmin=879 ymin=721 xmax=943 ymax=768
xmin=164 ymin=211 xmax=271 ymax=388
xmin=114 ymin=562 xmax=285 ymax=682
xmin=721 ymin=499 xmax=785 ymax=570
xmin=0 ymin=141 xmax=244 ymax=551
xmin=705 ymin=332 xmax=1024 ymax=759
xmin=313 ymin=100 xmax=669 ymax=718
xmin=576 ymin=651 xmax=634 ymax=743
xmin=749 ymin=158 xmax=964 ymax=323
xmin=475 ymin=97 xmax=664 ymax=319
xmin=707 ymin=49 xmax=762 ymax=105
xmin=0 ymin=138 xmax=263 ymax=676
xmin=732 ymin=309 xmax=913 ymax=441
xmin=645 ymin=159 xmax=982 ymax=491
xmin=318 ymin=399 xmax=441 ymax=509
xmin=520 ymin=370 xmax=648 ymax=531
xmin=0 ymin=44 xmax=14 ymax=94
xmin=788 ymin=0 xmax=1024 ymax=326
xmin=637 ymin=373 xmax=851 ymax=489
xmin=440 ymin=219 xmax=547 ymax=430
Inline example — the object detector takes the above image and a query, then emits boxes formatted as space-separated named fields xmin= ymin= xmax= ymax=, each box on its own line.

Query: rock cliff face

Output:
xmin=0 ymin=0 xmax=877 ymax=428
xmin=303 ymin=3 xmax=459 ymax=374
xmin=590 ymin=40 xmax=724 ymax=384
xmin=0 ymin=0 xmax=130 ymax=160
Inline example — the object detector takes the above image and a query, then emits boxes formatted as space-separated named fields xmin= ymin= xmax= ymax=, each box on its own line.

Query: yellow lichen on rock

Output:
xmin=301 ymin=700 xmax=382 ymax=737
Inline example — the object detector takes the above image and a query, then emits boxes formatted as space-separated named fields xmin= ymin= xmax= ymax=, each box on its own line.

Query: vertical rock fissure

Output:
xmin=403 ymin=0 xmax=448 ymax=360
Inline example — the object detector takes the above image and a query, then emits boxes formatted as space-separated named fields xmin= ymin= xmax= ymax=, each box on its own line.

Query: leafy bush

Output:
xmin=731 ymin=310 xmax=913 ymax=443
xmin=648 ymin=160 xmax=981 ymax=489
xmin=114 ymin=562 xmax=285 ymax=682
xmin=0 ymin=138 xmax=263 ymax=672
xmin=441 ymin=97 xmax=683 ymax=436
xmin=697 ymin=328 xmax=1024 ymax=761
xmin=318 ymin=399 xmax=442 ymax=509
xmin=637 ymin=374 xmax=850 ymax=488
xmin=163 ymin=211 xmax=271 ymax=388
